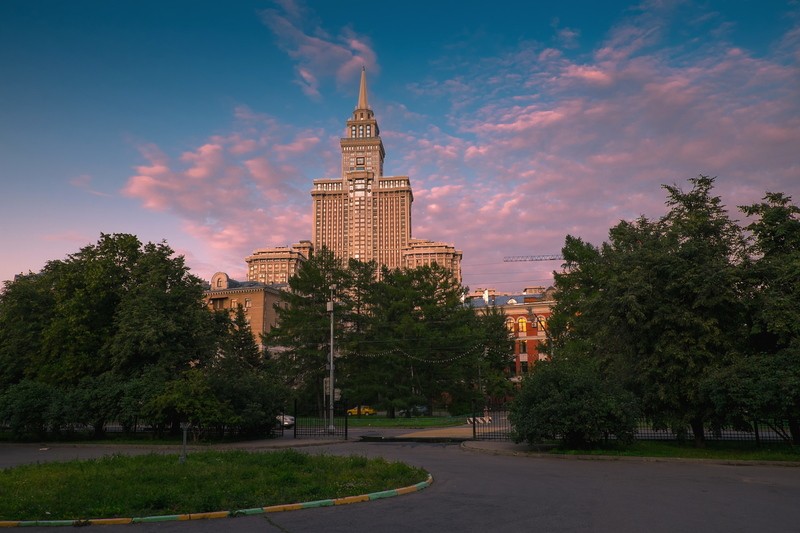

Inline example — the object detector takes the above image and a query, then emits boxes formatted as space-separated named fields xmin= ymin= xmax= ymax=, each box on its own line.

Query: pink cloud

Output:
xmin=122 ymin=108 xmax=331 ymax=281
xmin=120 ymin=2 xmax=799 ymax=292
xmin=562 ymin=65 xmax=614 ymax=86
xmin=261 ymin=1 xmax=379 ymax=98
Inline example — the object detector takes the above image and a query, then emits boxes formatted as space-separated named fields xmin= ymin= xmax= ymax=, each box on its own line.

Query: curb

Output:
xmin=0 ymin=474 xmax=433 ymax=528
xmin=460 ymin=441 xmax=800 ymax=467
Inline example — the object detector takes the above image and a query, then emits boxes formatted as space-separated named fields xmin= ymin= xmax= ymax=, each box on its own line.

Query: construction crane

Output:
xmin=503 ymin=254 xmax=564 ymax=262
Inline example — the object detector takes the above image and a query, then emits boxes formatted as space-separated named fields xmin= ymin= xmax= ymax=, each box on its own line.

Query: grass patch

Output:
xmin=0 ymin=450 xmax=428 ymax=521
xmin=551 ymin=440 xmax=800 ymax=461
xmin=345 ymin=416 xmax=466 ymax=429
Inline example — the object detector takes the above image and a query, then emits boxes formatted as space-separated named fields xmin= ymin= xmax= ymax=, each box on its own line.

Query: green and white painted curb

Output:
xmin=0 ymin=474 xmax=433 ymax=527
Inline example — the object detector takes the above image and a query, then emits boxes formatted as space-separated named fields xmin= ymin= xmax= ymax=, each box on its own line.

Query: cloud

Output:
xmin=124 ymin=1 xmax=799 ymax=292
xmin=261 ymin=0 xmax=379 ymax=98
xmin=123 ymin=110 xmax=329 ymax=274
xmin=381 ymin=3 xmax=800 ymax=290
xmin=69 ymin=174 xmax=112 ymax=197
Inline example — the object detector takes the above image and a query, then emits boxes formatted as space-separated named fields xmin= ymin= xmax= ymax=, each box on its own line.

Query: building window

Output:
xmin=505 ymin=318 xmax=515 ymax=332
xmin=245 ymin=298 xmax=251 ymax=308
xmin=517 ymin=317 xmax=527 ymax=333
xmin=519 ymin=340 xmax=527 ymax=354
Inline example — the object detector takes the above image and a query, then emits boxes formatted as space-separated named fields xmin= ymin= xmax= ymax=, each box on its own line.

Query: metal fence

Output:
xmin=289 ymin=400 xmax=348 ymax=440
xmin=470 ymin=400 xmax=514 ymax=441
xmin=634 ymin=419 xmax=795 ymax=444
xmin=469 ymin=401 xmax=797 ymax=445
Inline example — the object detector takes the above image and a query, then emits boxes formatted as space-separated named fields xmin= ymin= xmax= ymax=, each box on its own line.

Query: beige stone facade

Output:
xmin=245 ymin=241 xmax=311 ymax=284
xmin=204 ymin=272 xmax=284 ymax=349
xmin=242 ymin=68 xmax=461 ymax=283
xmin=311 ymin=68 xmax=460 ymax=279
xmin=403 ymin=238 xmax=463 ymax=284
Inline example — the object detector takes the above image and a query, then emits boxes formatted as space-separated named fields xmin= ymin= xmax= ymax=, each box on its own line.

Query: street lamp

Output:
xmin=327 ymin=284 xmax=336 ymax=433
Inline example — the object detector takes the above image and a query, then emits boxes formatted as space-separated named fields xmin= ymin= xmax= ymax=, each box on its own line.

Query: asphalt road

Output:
xmin=2 ymin=437 xmax=799 ymax=532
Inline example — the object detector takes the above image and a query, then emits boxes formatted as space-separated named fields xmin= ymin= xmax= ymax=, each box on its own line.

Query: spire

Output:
xmin=357 ymin=66 xmax=369 ymax=110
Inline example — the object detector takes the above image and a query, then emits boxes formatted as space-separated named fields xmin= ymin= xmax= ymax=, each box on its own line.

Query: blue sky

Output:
xmin=2 ymin=0 xmax=798 ymax=291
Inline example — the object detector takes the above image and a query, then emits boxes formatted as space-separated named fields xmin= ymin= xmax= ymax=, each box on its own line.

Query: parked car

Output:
xmin=399 ymin=405 xmax=429 ymax=417
xmin=275 ymin=414 xmax=295 ymax=429
xmin=347 ymin=405 xmax=377 ymax=416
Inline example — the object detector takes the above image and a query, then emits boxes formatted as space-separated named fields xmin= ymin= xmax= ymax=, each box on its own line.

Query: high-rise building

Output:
xmin=312 ymin=68 xmax=416 ymax=271
xmin=246 ymin=68 xmax=462 ymax=283
xmin=245 ymin=241 xmax=312 ymax=285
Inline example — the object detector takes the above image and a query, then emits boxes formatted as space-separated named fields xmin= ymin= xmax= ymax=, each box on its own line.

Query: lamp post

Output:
xmin=327 ymin=284 xmax=336 ymax=433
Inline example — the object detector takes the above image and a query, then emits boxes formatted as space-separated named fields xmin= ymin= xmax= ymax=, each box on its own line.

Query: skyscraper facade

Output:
xmin=245 ymin=68 xmax=461 ymax=284
xmin=312 ymin=68 xmax=414 ymax=271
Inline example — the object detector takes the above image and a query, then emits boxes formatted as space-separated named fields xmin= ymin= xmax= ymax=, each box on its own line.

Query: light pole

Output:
xmin=327 ymin=284 xmax=336 ymax=433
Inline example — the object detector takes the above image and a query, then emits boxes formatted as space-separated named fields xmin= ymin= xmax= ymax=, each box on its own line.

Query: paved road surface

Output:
xmin=2 ymin=435 xmax=799 ymax=532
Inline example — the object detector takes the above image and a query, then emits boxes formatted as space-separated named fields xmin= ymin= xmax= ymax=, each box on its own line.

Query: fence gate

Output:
xmin=471 ymin=400 xmax=513 ymax=441
xmin=288 ymin=400 xmax=348 ymax=440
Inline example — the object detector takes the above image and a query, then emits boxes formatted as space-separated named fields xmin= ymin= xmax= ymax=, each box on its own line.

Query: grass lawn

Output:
xmin=0 ymin=450 xmax=428 ymax=521
xmin=344 ymin=415 xmax=467 ymax=429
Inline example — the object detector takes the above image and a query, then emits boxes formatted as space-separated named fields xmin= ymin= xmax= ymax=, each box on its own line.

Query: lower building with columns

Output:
xmin=467 ymin=287 xmax=556 ymax=379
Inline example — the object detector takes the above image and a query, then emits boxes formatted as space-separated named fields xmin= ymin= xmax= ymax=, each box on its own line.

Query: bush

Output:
xmin=509 ymin=356 xmax=638 ymax=449
xmin=0 ymin=380 xmax=55 ymax=439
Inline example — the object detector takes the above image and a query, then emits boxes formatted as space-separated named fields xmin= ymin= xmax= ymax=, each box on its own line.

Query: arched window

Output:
xmin=517 ymin=317 xmax=527 ymax=333
xmin=505 ymin=318 xmax=515 ymax=332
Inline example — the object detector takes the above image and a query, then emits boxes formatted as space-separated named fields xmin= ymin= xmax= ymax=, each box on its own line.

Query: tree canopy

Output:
xmin=267 ymin=249 xmax=513 ymax=417
xmin=0 ymin=234 xmax=285 ymax=439
xmin=535 ymin=177 xmax=799 ymax=446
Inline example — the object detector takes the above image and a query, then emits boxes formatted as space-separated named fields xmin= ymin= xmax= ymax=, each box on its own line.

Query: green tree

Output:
xmin=208 ymin=305 xmax=286 ymax=437
xmin=32 ymin=234 xmax=142 ymax=384
xmin=109 ymin=240 xmax=221 ymax=377
xmin=708 ymin=192 xmax=800 ymax=443
xmin=266 ymin=247 xmax=348 ymax=413
xmin=473 ymin=305 xmax=515 ymax=402
xmin=510 ymin=355 xmax=638 ymax=449
xmin=0 ymin=272 xmax=54 ymax=389
xmin=0 ymin=234 xmax=241 ymax=437
xmin=548 ymin=177 xmax=747 ymax=445
xmin=0 ymin=380 xmax=55 ymax=439
xmin=361 ymin=264 xmax=484 ymax=416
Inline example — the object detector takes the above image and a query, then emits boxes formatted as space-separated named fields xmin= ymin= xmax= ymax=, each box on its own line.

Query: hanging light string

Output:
xmin=337 ymin=343 xmax=513 ymax=364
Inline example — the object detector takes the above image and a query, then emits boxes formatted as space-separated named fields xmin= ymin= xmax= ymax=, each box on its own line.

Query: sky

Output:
xmin=2 ymin=0 xmax=799 ymax=292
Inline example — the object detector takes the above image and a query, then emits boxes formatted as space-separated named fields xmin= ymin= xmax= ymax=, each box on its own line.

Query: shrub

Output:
xmin=509 ymin=356 xmax=638 ymax=449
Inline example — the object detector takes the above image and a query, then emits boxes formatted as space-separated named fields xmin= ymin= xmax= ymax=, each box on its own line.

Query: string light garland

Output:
xmin=338 ymin=343 xmax=513 ymax=364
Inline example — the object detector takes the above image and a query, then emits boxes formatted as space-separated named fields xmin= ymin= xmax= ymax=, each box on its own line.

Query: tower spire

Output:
xmin=357 ymin=66 xmax=369 ymax=110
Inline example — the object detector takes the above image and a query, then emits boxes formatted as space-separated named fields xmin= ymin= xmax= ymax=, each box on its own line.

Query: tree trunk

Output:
xmin=690 ymin=417 xmax=706 ymax=448
xmin=789 ymin=418 xmax=800 ymax=445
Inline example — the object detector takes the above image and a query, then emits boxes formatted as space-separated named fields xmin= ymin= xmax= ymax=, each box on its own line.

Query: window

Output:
xmin=517 ymin=317 xmax=527 ymax=333
xmin=245 ymin=298 xmax=251 ymax=308
xmin=519 ymin=340 xmax=527 ymax=354
xmin=505 ymin=318 xmax=515 ymax=332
